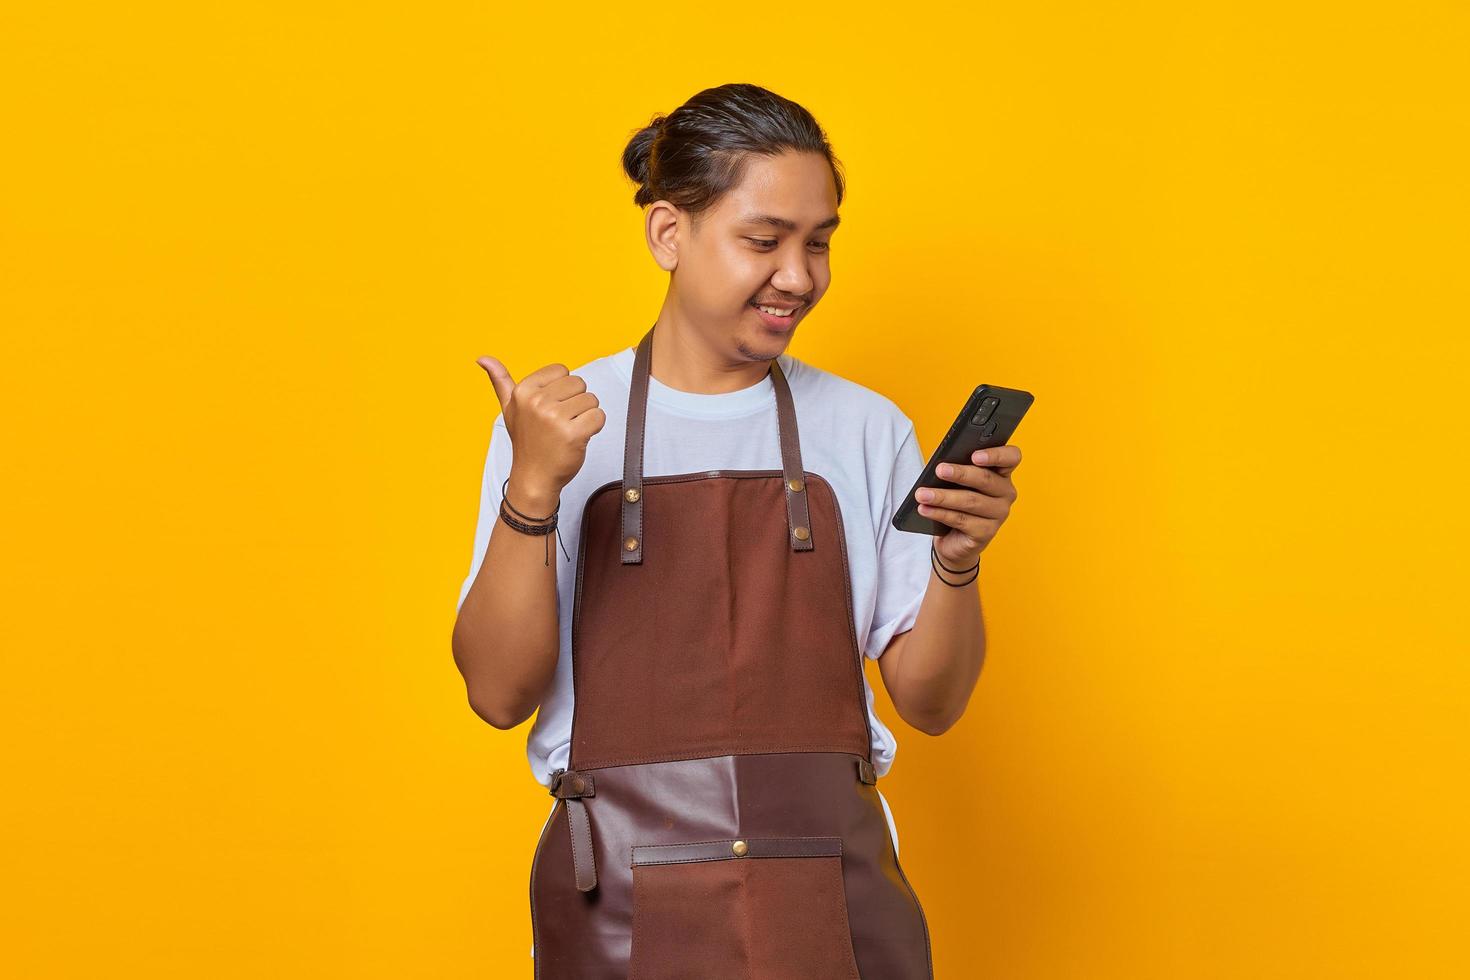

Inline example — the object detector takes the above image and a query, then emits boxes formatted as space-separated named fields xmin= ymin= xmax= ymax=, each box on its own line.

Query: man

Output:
xmin=452 ymin=83 xmax=1021 ymax=978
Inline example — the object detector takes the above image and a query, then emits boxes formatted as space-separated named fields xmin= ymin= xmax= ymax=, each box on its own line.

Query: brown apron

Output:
xmin=529 ymin=326 xmax=933 ymax=978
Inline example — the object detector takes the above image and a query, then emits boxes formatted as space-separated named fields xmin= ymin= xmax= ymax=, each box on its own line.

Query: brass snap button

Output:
xmin=624 ymin=536 xmax=639 ymax=551
xmin=786 ymin=478 xmax=804 ymax=492
xmin=793 ymin=526 xmax=810 ymax=541
xmin=731 ymin=840 xmax=748 ymax=856
xmin=624 ymin=487 xmax=640 ymax=502
xmin=570 ymin=776 xmax=586 ymax=794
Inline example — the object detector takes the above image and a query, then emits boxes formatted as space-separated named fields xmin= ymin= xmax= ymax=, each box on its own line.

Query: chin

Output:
xmin=734 ymin=334 xmax=789 ymax=362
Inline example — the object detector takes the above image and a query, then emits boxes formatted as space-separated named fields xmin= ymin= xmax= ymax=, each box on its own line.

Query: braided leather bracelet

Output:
xmin=931 ymin=542 xmax=980 ymax=587
xmin=499 ymin=477 xmax=571 ymax=565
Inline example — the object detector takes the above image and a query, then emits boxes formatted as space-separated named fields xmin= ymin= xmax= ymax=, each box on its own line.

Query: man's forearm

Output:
xmin=883 ymin=565 xmax=986 ymax=735
xmin=450 ymin=477 xmax=561 ymax=729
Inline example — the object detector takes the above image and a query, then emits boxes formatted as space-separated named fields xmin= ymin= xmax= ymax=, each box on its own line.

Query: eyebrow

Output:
xmin=739 ymin=212 xmax=841 ymax=232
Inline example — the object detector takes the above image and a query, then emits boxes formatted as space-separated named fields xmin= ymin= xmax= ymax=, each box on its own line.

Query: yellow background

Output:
xmin=3 ymin=3 xmax=1466 ymax=977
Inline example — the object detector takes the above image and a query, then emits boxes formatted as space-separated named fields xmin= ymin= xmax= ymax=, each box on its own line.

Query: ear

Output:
xmin=645 ymin=200 xmax=681 ymax=272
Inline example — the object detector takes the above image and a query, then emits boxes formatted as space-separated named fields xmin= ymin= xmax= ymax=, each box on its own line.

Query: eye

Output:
xmin=745 ymin=237 xmax=831 ymax=252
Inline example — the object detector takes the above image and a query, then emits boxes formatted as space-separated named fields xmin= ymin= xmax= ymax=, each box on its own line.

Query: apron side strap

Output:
xmin=768 ymin=358 xmax=814 ymax=552
xmin=549 ymin=770 xmax=599 ymax=892
xmin=856 ymin=758 xmax=877 ymax=784
xmin=621 ymin=326 xmax=656 ymax=565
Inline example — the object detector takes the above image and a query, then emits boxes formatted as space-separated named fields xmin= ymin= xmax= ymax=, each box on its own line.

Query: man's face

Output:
xmin=673 ymin=151 xmax=839 ymax=361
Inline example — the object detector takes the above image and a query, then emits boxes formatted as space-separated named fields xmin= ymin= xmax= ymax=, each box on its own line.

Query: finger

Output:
xmin=914 ymin=486 xmax=1008 ymax=518
xmin=519 ymin=361 xmax=571 ymax=389
xmin=559 ymin=390 xmax=602 ymax=421
xmin=969 ymin=443 xmax=1022 ymax=477
xmin=933 ymin=461 xmax=1012 ymax=498
xmin=542 ymin=373 xmax=589 ymax=402
xmin=475 ymin=355 xmax=517 ymax=410
xmin=916 ymin=501 xmax=995 ymax=538
xmin=570 ymin=405 xmax=608 ymax=439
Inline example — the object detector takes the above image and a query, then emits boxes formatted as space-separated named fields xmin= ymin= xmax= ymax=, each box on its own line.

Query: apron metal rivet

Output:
xmin=624 ymin=536 xmax=639 ymax=551
xmin=731 ymin=840 xmax=748 ymax=856
xmin=570 ymin=776 xmax=586 ymax=793
xmin=625 ymin=488 xmax=640 ymax=502
xmin=793 ymin=526 xmax=810 ymax=541
xmin=786 ymin=478 xmax=804 ymax=492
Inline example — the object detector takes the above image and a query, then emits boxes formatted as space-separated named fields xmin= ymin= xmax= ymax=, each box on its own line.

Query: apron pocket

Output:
xmin=627 ymin=836 xmax=861 ymax=980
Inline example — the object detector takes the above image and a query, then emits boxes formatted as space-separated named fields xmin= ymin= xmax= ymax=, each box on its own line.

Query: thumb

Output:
xmin=475 ymin=355 xmax=517 ymax=410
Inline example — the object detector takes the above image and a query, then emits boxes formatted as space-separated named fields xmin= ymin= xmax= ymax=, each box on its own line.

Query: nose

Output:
xmin=770 ymin=246 xmax=816 ymax=299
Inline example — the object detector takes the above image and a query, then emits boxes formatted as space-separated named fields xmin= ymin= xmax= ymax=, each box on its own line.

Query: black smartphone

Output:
xmin=891 ymin=384 xmax=1035 ymax=535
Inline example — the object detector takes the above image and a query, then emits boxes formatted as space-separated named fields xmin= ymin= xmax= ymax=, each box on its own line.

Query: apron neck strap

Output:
xmin=619 ymin=324 xmax=814 ymax=564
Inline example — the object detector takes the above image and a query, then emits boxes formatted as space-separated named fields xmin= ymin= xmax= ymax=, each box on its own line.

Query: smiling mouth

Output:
xmin=750 ymin=300 xmax=803 ymax=331
xmin=749 ymin=299 xmax=803 ymax=317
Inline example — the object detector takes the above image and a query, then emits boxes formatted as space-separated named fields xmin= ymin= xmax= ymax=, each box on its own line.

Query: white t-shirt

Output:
xmin=456 ymin=344 xmax=933 ymax=861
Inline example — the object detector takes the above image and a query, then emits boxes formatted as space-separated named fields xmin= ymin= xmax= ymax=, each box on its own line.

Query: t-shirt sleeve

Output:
xmin=455 ymin=416 xmax=514 ymax=614
xmin=864 ymin=420 xmax=933 ymax=660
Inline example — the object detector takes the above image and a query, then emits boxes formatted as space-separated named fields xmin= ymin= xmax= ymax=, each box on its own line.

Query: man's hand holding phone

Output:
xmin=890 ymin=382 xmax=1033 ymax=573
xmin=915 ymin=444 xmax=1023 ymax=569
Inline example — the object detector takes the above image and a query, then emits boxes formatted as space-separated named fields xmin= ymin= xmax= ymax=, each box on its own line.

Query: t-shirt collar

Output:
xmin=609 ymin=346 xmax=781 ymax=420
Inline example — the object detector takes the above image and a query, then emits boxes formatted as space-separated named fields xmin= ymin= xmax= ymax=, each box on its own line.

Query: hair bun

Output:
xmin=620 ymin=83 xmax=843 ymax=213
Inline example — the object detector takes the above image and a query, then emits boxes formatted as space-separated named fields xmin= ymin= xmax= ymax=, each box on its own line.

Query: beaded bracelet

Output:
xmin=930 ymin=542 xmax=980 ymax=587
xmin=499 ymin=477 xmax=571 ymax=565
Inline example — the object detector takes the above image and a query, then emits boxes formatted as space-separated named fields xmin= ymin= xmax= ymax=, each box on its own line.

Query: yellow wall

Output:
xmin=3 ymin=4 xmax=1465 ymax=977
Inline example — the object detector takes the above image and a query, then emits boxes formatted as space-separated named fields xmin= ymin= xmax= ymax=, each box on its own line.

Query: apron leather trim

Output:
xmin=632 ymin=836 xmax=843 ymax=866
xmin=542 ymin=763 xmax=876 ymax=894
xmin=548 ymin=769 xmax=598 ymax=893
xmin=532 ymin=753 xmax=934 ymax=977
xmin=619 ymin=326 xmax=653 ymax=564
xmin=548 ymin=769 xmax=595 ymax=799
xmin=620 ymin=324 xmax=813 ymax=564
xmin=768 ymin=348 xmax=816 ymax=552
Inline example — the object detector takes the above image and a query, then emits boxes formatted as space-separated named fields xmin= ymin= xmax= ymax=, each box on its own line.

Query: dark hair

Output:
xmin=621 ymin=83 xmax=845 ymax=223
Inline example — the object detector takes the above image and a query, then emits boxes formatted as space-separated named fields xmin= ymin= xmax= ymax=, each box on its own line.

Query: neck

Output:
xmin=646 ymin=313 xmax=774 ymax=394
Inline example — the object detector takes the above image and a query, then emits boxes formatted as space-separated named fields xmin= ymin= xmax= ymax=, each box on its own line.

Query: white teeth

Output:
xmin=756 ymin=304 xmax=794 ymax=317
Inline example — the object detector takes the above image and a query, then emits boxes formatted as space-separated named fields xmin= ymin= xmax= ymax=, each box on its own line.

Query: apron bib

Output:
xmin=529 ymin=325 xmax=934 ymax=978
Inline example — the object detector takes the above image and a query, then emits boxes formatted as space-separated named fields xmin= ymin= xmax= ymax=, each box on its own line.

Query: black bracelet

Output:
xmin=498 ymin=479 xmax=571 ymax=566
xmin=932 ymin=542 xmax=980 ymax=574
xmin=931 ymin=543 xmax=980 ymax=587
xmin=501 ymin=476 xmax=560 ymax=522
xmin=497 ymin=501 xmax=555 ymax=535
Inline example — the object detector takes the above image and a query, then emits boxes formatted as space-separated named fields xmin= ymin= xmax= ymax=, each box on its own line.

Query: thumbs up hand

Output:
xmin=476 ymin=356 xmax=607 ymax=514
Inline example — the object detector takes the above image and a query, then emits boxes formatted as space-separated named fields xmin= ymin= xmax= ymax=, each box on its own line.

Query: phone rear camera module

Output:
xmin=970 ymin=395 xmax=1000 ymax=426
